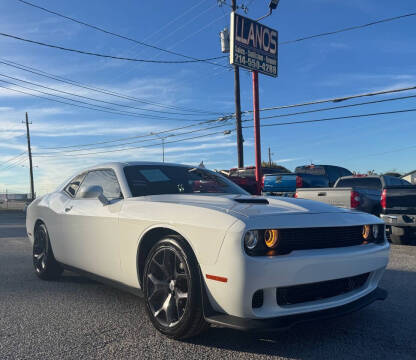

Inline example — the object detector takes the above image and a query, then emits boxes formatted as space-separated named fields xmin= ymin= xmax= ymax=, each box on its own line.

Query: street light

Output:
xmin=150 ymin=132 xmax=174 ymax=162
xmin=257 ymin=0 xmax=281 ymax=21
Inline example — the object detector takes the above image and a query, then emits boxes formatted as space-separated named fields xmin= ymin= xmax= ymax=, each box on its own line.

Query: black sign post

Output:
xmin=230 ymin=12 xmax=278 ymax=77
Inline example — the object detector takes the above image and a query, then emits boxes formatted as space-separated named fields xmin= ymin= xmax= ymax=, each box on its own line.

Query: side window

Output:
xmin=64 ymin=174 xmax=85 ymax=198
xmin=77 ymin=169 xmax=122 ymax=200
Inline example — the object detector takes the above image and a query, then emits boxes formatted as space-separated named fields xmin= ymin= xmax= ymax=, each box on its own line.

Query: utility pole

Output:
xmin=268 ymin=147 xmax=272 ymax=167
xmin=252 ymin=71 xmax=262 ymax=194
xmin=151 ymin=132 xmax=171 ymax=162
xmin=23 ymin=112 xmax=35 ymax=200
xmin=231 ymin=0 xmax=244 ymax=168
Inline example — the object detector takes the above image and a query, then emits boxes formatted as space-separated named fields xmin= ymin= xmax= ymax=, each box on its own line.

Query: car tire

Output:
xmin=388 ymin=226 xmax=409 ymax=245
xmin=33 ymin=223 xmax=63 ymax=280
xmin=390 ymin=234 xmax=408 ymax=245
xmin=143 ymin=236 xmax=207 ymax=339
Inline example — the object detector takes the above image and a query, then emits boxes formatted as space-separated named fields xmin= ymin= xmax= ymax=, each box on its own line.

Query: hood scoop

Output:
xmin=234 ymin=198 xmax=269 ymax=204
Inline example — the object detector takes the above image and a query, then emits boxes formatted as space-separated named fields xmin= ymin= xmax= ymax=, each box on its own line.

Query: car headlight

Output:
xmin=264 ymin=229 xmax=279 ymax=249
xmin=362 ymin=225 xmax=371 ymax=240
xmin=372 ymin=224 xmax=379 ymax=239
xmin=244 ymin=230 xmax=259 ymax=250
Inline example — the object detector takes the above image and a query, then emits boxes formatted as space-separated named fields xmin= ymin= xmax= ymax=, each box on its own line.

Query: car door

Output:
xmin=62 ymin=169 xmax=124 ymax=281
xmin=46 ymin=173 xmax=86 ymax=264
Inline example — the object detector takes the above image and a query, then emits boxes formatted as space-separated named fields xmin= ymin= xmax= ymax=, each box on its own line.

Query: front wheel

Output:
xmin=143 ymin=236 xmax=207 ymax=339
xmin=33 ymin=223 xmax=63 ymax=280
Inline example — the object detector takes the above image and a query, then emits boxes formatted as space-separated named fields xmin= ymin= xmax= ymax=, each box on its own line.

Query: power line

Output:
xmin=242 ymin=108 xmax=416 ymax=129
xmin=0 ymin=58 xmax=223 ymax=115
xmin=0 ymin=152 xmax=26 ymax=168
xmin=35 ymin=121 xmax=234 ymax=155
xmin=33 ymin=129 xmax=235 ymax=158
xmin=280 ymin=12 xmax=416 ymax=45
xmin=247 ymin=94 xmax=416 ymax=122
xmin=243 ymin=85 xmax=416 ymax=114
xmin=0 ymin=72 xmax=217 ymax=119
xmin=14 ymin=0 xmax=228 ymax=68
xmin=35 ymin=86 xmax=416 ymax=151
xmin=0 ymin=31 xmax=227 ymax=64
xmin=33 ymin=106 xmax=416 ymax=159
xmin=0 ymin=154 xmax=27 ymax=171
xmin=36 ymin=115 xmax=235 ymax=150
xmin=0 ymin=80 xmax=218 ymax=122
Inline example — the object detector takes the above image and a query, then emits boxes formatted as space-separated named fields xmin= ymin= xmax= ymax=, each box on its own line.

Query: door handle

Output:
xmin=318 ymin=192 xmax=327 ymax=196
xmin=65 ymin=206 xmax=73 ymax=212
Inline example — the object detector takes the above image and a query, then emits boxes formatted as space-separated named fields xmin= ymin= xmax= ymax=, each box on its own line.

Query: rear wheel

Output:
xmin=143 ymin=236 xmax=207 ymax=339
xmin=33 ymin=223 xmax=63 ymax=280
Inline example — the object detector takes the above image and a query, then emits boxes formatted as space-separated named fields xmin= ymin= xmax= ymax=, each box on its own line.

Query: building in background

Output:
xmin=402 ymin=170 xmax=416 ymax=184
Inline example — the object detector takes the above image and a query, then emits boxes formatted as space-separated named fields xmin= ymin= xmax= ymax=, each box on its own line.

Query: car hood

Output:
xmin=130 ymin=193 xmax=352 ymax=218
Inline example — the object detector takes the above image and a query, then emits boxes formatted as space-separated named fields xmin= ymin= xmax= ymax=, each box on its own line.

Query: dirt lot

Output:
xmin=1 ymin=211 xmax=415 ymax=359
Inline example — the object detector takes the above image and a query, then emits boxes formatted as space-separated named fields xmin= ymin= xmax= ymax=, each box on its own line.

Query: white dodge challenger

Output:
xmin=26 ymin=162 xmax=389 ymax=339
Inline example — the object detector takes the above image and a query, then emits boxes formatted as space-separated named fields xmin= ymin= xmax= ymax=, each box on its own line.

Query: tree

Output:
xmin=261 ymin=161 xmax=290 ymax=173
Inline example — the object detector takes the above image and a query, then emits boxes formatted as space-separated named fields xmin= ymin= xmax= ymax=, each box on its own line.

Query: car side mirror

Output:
xmin=78 ymin=185 xmax=109 ymax=205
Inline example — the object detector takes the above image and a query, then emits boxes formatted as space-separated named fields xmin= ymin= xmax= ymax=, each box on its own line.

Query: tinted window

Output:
xmin=384 ymin=176 xmax=411 ymax=186
xmin=77 ymin=170 xmax=122 ymax=199
xmin=336 ymin=177 xmax=382 ymax=189
xmin=124 ymin=165 xmax=247 ymax=197
xmin=295 ymin=166 xmax=325 ymax=175
xmin=64 ymin=173 xmax=85 ymax=197
xmin=326 ymin=166 xmax=342 ymax=184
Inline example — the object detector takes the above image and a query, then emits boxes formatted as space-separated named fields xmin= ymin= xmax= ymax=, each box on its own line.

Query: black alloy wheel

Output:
xmin=143 ymin=236 xmax=207 ymax=339
xmin=33 ymin=223 xmax=63 ymax=280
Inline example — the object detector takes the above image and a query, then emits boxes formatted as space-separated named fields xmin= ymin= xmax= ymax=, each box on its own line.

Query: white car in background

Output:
xmin=26 ymin=162 xmax=389 ymax=339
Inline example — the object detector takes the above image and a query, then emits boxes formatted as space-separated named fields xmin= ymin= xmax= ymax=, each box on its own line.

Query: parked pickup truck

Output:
xmin=294 ymin=165 xmax=353 ymax=188
xmin=262 ymin=173 xmax=297 ymax=196
xmin=227 ymin=166 xmax=290 ymax=195
xmin=296 ymin=175 xmax=416 ymax=244
xmin=262 ymin=164 xmax=352 ymax=196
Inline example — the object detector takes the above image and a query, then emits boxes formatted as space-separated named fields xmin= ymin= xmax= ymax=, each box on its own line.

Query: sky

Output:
xmin=0 ymin=0 xmax=415 ymax=195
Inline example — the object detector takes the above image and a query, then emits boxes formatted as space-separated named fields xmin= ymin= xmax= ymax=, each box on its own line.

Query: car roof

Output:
xmin=80 ymin=161 xmax=194 ymax=173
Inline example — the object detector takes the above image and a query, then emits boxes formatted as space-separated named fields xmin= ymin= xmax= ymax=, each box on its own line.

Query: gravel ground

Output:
xmin=1 ymin=211 xmax=415 ymax=360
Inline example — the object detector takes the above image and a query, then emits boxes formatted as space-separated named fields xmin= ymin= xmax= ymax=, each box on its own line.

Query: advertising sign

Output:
xmin=230 ymin=12 xmax=278 ymax=77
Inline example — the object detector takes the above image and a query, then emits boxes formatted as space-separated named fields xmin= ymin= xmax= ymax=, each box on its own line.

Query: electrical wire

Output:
xmin=32 ymin=106 xmax=416 ymax=159
xmin=0 ymin=32 xmax=228 ymax=64
xmin=280 ymin=12 xmax=416 ymax=45
xmin=33 ymin=129 xmax=235 ymax=158
xmin=14 ymin=0 xmax=228 ymax=68
xmin=244 ymin=94 xmax=416 ymax=123
xmin=0 ymin=155 xmax=27 ymax=171
xmin=0 ymin=72 xmax=216 ymax=118
xmin=35 ymin=121 xmax=235 ymax=155
xmin=0 ymin=58 xmax=223 ymax=115
xmin=243 ymin=86 xmax=416 ymax=114
xmin=35 ymin=86 xmax=416 ymax=151
xmin=242 ymin=108 xmax=416 ymax=129
xmin=0 ymin=152 xmax=26 ymax=168
xmin=0 ymin=80 xmax=219 ymax=122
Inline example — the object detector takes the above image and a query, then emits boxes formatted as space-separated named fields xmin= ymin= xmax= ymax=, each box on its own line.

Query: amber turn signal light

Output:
xmin=264 ymin=229 xmax=279 ymax=248
xmin=362 ymin=225 xmax=371 ymax=240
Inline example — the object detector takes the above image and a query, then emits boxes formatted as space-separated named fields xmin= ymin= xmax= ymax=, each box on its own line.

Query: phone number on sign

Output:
xmin=234 ymin=53 xmax=277 ymax=75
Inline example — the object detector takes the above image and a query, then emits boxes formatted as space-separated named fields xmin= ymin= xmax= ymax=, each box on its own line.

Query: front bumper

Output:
xmin=204 ymin=287 xmax=387 ymax=331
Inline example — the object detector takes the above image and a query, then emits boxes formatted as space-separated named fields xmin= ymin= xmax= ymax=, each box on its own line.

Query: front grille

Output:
xmin=277 ymin=226 xmax=366 ymax=254
xmin=276 ymin=273 xmax=370 ymax=306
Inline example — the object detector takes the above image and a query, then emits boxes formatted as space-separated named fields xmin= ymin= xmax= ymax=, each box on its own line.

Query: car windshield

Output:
xmin=124 ymin=165 xmax=248 ymax=197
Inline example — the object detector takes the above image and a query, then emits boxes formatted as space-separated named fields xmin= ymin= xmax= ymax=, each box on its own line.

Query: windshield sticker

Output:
xmin=140 ymin=169 xmax=170 ymax=182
